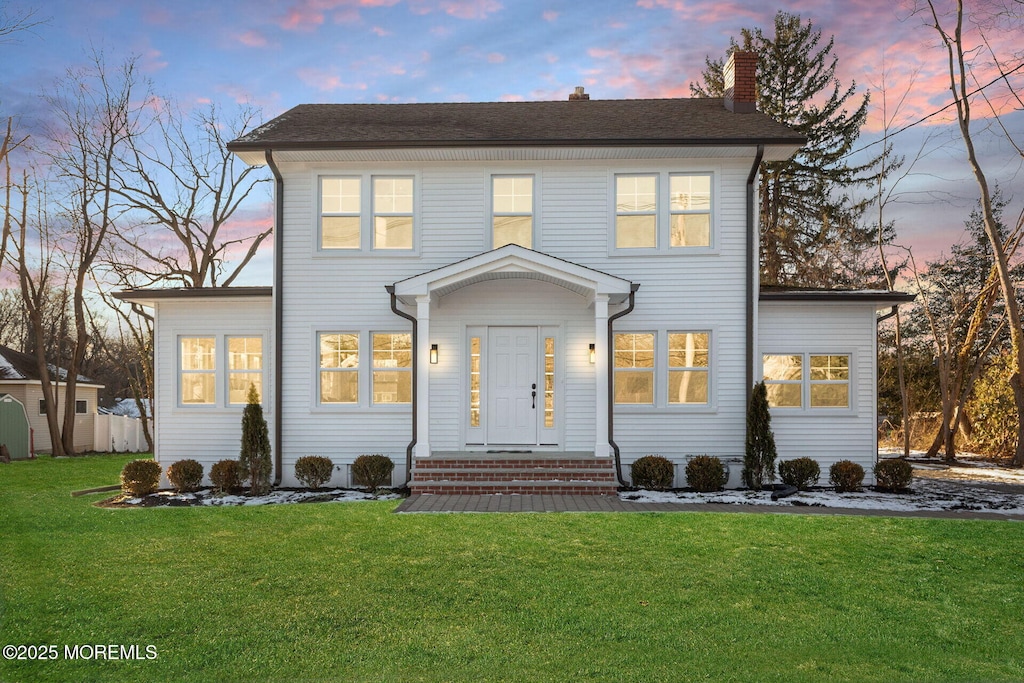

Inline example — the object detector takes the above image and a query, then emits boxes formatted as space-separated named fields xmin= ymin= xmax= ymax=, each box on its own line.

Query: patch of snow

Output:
xmin=118 ymin=487 xmax=404 ymax=507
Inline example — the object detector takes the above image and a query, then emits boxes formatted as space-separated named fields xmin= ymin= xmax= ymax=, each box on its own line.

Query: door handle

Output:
xmin=531 ymin=383 xmax=537 ymax=409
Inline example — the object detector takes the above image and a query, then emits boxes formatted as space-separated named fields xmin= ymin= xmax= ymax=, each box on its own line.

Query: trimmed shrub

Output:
xmin=166 ymin=459 xmax=204 ymax=493
xmin=874 ymin=458 xmax=913 ymax=492
xmin=631 ymin=455 xmax=674 ymax=490
xmin=239 ymin=384 xmax=272 ymax=495
xmin=685 ymin=455 xmax=727 ymax=492
xmin=295 ymin=455 xmax=334 ymax=490
xmin=120 ymin=459 xmax=162 ymax=496
xmin=743 ymin=382 xmax=777 ymax=490
xmin=830 ymin=460 xmax=865 ymax=493
xmin=778 ymin=457 xmax=821 ymax=491
xmin=352 ymin=454 xmax=394 ymax=494
xmin=210 ymin=459 xmax=243 ymax=495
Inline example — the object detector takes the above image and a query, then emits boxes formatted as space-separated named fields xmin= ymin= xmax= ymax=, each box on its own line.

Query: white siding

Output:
xmin=758 ymin=301 xmax=880 ymax=484
xmin=153 ymin=298 xmax=273 ymax=484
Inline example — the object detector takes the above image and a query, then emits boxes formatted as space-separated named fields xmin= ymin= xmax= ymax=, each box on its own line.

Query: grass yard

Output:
xmin=2 ymin=455 xmax=1023 ymax=682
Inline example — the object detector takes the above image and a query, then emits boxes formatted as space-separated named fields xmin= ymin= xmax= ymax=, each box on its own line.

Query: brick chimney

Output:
xmin=723 ymin=51 xmax=757 ymax=113
xmin=568 ymin=86 xmax=590 ymax=101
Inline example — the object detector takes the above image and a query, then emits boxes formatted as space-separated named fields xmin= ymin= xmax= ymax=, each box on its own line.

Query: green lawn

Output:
xmin=1 ymin=455 xmax=1023 ymax=682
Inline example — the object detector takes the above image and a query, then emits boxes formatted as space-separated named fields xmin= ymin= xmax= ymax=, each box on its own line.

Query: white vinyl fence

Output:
xmin=93 ymin=414 xmax=151 ymax=453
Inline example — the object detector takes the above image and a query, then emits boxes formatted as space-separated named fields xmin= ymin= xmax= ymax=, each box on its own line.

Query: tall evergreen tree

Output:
xmin=691 ymin=11 xmax=887 ymax=287
xmin=743 ymin=382 xmax=777 ymax=490
xmin=239 ymin=384 xmax=272 ymax=495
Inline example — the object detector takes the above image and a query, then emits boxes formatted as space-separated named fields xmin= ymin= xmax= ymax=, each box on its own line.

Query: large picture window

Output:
xmin=763 ymin=353 xmax=850 ymax=409
xmin=181 ymin=337 xmax=216 ymax=405
xmin=319 ymin=333 xmax=359 ymax=404
xmin=372 ymin=332 xmax=412 ymax=404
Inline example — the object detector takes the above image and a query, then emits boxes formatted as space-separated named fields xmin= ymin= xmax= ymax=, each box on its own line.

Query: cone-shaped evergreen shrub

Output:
xmin=743 ymin=381 xmax=778 ymax=490
xmin=239 ymin=384 xmax=272 ymax=495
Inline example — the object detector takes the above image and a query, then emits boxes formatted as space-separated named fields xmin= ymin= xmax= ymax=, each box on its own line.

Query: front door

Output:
xmin=486 ymin=327 xmax=538 ymax=445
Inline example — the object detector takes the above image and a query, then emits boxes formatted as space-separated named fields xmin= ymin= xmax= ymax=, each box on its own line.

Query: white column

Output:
xmin=594 ymin=294 xmax=610 ymax=458
xmin=414 ymin=295 xmax=432 ymax=458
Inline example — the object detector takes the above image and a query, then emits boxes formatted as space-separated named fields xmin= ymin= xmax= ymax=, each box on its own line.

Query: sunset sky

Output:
xmin=2 ymin=0 xmax=1022 ymax=284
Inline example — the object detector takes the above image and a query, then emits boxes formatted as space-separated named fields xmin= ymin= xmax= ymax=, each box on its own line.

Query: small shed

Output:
xmin=0 ymin=393 xmax=33 ymax=460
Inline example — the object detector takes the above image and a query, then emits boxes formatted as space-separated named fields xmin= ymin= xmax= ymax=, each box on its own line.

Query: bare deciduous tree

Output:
xmin=922 ymin=0 xmax=1024 ymax=465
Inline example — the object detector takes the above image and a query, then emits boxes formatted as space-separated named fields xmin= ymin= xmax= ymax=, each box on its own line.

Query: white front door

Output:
xmin=486 ymin=327 xmax=539 ymax=445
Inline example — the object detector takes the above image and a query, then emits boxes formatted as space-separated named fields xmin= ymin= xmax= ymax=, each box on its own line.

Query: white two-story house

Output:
xmin=119 ymin=53 xmax=911 ymax=493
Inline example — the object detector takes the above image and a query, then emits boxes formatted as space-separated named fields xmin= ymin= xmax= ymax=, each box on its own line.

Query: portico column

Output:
xmin=594 ymin=294 xmax=611 ymax=458
xmin=414 ymin=295 xmax=431 ymax=458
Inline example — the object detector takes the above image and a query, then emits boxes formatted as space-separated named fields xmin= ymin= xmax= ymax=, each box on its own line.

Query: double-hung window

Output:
xmin=492 ymin=175 xmax=534 ymax=249
xmin=372 ymin=333 xmax=411 ymax=404
xmin=228 ymin=337 xmax=263 ymax=404
xmin=763 ymin=353 xmax=850 ymax=409
xmin=614 ymin=333 xmax=655 ymax=404
xmin=319 ymin=333 xmax=359 ymax=404
xmin=319 ymin=175 xmax=415 ymax=251
xmin=668 ymin=332 xmax=709 ymax=404
xmin=615 ymin=172 xmax=713 ymax=250
xmin=180 ymin=337 xmax=216 ymax=405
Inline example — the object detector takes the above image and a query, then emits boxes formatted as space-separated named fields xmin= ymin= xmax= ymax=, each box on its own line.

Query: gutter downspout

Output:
xmin=746 ymin=144 xmax=764 ymax=412
xmin=876 ymin=305 xmax=899 ymax=324
xmin=386 ymin=286 xmax=416 ymax=487
xmin=608 ymin=283 xmax=640 ymax=486
xmin=265 ymin=150 xmax=284 ymax=487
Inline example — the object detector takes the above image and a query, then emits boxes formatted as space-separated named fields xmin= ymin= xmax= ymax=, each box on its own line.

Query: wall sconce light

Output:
xmin=589 ymin=343 xmax=596 ymax=364
xmin=430 ymin=344 xmax=439 ymax=364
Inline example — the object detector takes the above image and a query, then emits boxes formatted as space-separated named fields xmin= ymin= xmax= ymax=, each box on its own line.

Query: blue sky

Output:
xmin=2 ymin=0 xmax=1022 ymax=284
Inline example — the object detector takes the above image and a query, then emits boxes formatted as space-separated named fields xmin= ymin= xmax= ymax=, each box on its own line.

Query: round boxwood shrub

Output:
xmin=874 ymin=458 xmax=913 ymax=492
xmin=685 ymin=455 xmax=727 ymax=492
xmin=120 ymin=459 xmax=162 ymax=496
xmin=829 ymin=460 xmax=865 ymax=493
xmin=352 ymin=454 xmax=394 ymax=494
xmin=209 ymin=459 xmax=243 ymax=495
xmin=166 ymin=459 xmax=204 ymax=493
xmin=630 ymin=455 xmax=674 ymax=490
xmin=778 ymin=457 xmax=821 ymax=491
xmin=295 ymin=455 xmax=334 ymax=490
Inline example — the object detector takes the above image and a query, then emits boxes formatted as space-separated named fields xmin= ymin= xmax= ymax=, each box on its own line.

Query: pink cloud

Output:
xmin=542 ymin=10 xmax=559 ymax=21
xmin=237 ymin=30 xmax=270 ymax=48
xmin=439 ymin=0 xmax=502 ymax=20
xmin=500 ymin=94 xmax=524 ymax=102
xmin=296 ymin=67 xmax=369 ymax=92
xmin=276 ymin=0 xmax=404 ymax=30
xmin=487 ymin=53 xmax=505 ymax=64
xmin=372 ymin=26 xmax=392 ymax=36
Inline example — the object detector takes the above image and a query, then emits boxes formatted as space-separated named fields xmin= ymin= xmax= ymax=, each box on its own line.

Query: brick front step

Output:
xmin=411 ymin=482 xmax=620 ymax=496
xmin=410 ymin=453 xmax=620 ymax=496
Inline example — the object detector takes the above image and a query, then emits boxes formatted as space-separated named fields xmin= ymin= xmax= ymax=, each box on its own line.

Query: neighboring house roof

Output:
xmin=0 ymin=345 xmax=103 ymax=386
xmin=100 ymin=398 xmax=152 ymax=418
xmin=759 ymin=286 xmax=915 ymax=304
xmin=227 ymin=98 xmax=806 ymax=155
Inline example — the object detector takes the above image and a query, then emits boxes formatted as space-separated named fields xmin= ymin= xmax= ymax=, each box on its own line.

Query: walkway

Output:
xmin=393 ymin=493 xmax=1024 ymax=520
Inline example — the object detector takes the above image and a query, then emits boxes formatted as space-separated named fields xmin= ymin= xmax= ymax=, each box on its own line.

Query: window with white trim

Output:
xmin=763 ymin=353 xmax=850 ymax=409
xmin=668 ymin=332 xmax=709 ymax=404
xmin=319 ymin=175 xmax=415 ymax=251
xmin=614 ymin=333 xmax=654 ymax=404
xmin=319 ymin=333 xmax=359 ymax=404
xmin=614 ymin=172 xmax=713 ymax=250
xmin=180 ymin=337 xmax=216 ymax=405
xmin=372 ymin=332 xmax=411 ymax=404
xmin=492 ymin=175 xmax=534 ymax=249
xmin=228 ymin=337 xmax=263 ymax=404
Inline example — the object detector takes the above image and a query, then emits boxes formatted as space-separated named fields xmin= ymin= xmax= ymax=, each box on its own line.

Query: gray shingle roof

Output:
xmin=228 ymin=98 xmax=805 ymax=151
xmin=0 ymin=345 xmax=100 ymax=384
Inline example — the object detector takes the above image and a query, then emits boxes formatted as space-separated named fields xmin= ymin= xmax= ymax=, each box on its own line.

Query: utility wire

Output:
xmin=843 ymin=60 xmax=1024 ymax=159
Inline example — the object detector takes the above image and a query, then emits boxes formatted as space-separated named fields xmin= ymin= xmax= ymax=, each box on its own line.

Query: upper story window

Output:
xmin=374 ymin=177 xmax=414 ymax=249
xmin=492 ymin=175 xmax=534 ymax=249
xmin=319 ymin=175 xmax=415 ymax=252
xmin=615 ymin=172 xmax=713 ymax=251
xmin=763 ymin=353 xmax=850 ymax=409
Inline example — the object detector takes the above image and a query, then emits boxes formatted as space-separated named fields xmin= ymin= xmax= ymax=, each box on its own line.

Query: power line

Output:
xmin=843 ymin=60 xmax=1024 ymax=159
